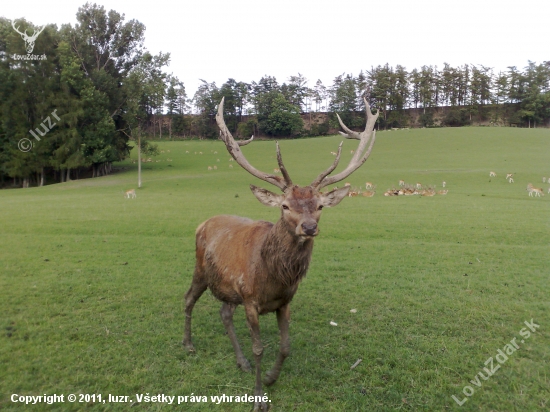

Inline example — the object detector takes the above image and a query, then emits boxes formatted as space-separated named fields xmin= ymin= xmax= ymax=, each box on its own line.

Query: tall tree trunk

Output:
xmin=40 ymin=168 xmax=44 ymax=186
xmin=66 ymin=168 xmax=70 ymax=181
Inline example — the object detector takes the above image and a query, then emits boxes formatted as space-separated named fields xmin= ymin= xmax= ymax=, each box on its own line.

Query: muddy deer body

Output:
xmin=183 ymin=97 xmax=378 ymax=411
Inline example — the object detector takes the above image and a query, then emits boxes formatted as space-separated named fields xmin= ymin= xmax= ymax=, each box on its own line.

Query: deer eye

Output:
xmin=317 ymin=205 xmax=324 ymax=211
xmin=282 ymin=204 xmax=289 ymax=210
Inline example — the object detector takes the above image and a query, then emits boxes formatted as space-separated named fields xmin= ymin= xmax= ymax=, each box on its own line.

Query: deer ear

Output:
xmin=319 ymin=186 xmax=350 ymax=207
xmin=250 ymin=185 xmax=284 ymax=207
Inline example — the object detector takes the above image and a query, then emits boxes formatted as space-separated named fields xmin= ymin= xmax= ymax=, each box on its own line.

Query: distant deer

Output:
xmin=183 ymin=97 xmax=378 ymax=411
xmin=12 ymin=21 xmax=45 ymax=54
xmin=365 ymin=182 xmax=374 ymax=189
xmin=124 ymin=189 xmax=136 ymax=199
xmin=398 ymin=180 xmax=405 ymax=187
xmin=489 ymin=171 xmax=496 ymax=177
xmin=506 ymin=173 xmax=513 ymax=180
xmin=527 ymin=183 xmax=543 ymax=197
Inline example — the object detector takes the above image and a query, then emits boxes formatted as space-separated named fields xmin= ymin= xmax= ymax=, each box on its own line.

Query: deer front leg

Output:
xmin=264 ymin=304 xmax=290 ymax=386
xmin=220 ymin=303 xmax=252 ymax=372
xmin=183 ymin=280 xmax=207 ymax=352
xmin=244 ymin=304 xmax=269 ymax=412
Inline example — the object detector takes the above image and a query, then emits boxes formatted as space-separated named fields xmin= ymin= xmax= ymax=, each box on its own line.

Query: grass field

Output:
xmin=1 ymin=127 xmax=549 ymax=411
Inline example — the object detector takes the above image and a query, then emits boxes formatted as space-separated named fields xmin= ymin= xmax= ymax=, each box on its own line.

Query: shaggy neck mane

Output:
xmin=261 ymin=219 xmax=314 ymax=286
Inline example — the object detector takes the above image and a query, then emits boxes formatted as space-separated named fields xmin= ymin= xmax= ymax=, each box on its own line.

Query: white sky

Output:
xmin=3 ymin=0 xmax=549 ymax=100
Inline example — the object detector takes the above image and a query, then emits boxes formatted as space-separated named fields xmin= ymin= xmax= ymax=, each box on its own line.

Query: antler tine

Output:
xmin=276 ymin=142 xmax=293 ymax=187
xmin=216 ymin=98 xmax=291 ymax=191
xmin=336 ymin=114 xmax=361 ymax=140
xmin=310 ymin=141 xmax=343 ymax=188
xmin=237 ymin=135 xmax=254 ymax=147
xmin=314 ymin=97 xmax=379 ymax=189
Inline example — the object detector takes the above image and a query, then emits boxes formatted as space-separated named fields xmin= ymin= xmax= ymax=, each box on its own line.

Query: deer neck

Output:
xmin=261 ymin=219 xmax=314 ymax=286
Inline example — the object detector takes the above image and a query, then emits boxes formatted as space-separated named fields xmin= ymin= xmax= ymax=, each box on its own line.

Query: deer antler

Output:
xmin=311 ymin=97 xmax=378 ymax=189
xmin=216 ymin=97 xmax=292 ymax=191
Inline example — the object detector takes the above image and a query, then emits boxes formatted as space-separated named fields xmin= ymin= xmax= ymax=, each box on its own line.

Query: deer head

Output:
xmin=216 ymin=97 xmax=378 ymax=238
xmin=12 ymin=21 xmax=45 ymax=54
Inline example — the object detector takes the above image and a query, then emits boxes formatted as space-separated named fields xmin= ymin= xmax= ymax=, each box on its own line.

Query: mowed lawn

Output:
xmin=1 ymin=127 xmax=548 ymax=411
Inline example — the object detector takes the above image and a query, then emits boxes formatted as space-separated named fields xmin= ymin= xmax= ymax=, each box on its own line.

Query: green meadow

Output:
xmin=1 ymin=127 xmax=549 ymax=411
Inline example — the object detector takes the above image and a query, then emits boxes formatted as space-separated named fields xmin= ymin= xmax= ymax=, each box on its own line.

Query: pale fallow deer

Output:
xmin=124 ymin=189 xmax=136 ymax=199
xmin=183 ymin=97 xmax=378 ymax=411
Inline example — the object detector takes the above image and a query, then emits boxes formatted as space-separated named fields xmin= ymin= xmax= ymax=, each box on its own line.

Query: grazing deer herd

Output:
xmin=123 ymin=140 xmax=547 ymax=206
xmin=489 ymin=171 xmax=547 ymax=198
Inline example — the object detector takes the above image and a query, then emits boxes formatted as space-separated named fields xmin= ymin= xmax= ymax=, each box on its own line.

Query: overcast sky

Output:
xmin=3 ymin=0 xmax=549 ymax=99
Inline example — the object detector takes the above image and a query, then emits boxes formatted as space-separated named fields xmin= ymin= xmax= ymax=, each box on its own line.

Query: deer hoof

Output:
xmin=253 ymin=400 xmax=269 ymax=411
xmin=263 ymin=371 xmax=278 ymax=386
xmin=183 ymin=342 xmax=195 ymax=353
xmin=237 ymin=358 xmax=252 ymax=373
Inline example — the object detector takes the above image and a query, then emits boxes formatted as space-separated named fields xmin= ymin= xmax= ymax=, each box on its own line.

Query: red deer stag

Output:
xmin=183 ymin=97 xmax=378 ymax=411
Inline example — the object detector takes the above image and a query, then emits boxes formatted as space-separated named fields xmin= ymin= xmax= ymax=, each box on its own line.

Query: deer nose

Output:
xmin=301 ymin=222 xmax=318 ymax=236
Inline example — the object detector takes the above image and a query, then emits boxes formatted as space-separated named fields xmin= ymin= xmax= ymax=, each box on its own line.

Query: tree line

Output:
xmin=1 ymin=2 xmax=549 ymax=188
xmin=192 ymin=62 xmax=550 ymax=137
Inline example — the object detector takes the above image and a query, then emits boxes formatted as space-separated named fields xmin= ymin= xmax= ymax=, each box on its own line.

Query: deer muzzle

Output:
xmin=300 ymin=222 xmax=318 ymax=237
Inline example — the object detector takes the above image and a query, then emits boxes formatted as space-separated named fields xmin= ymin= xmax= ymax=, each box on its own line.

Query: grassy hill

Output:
xmin=1 ymin=127 xmax=548 ymax=411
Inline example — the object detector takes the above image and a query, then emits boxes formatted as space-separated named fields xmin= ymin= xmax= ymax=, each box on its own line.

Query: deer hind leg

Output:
xmin=264 ymin=304 xmax=290 ymax=386
xmin=220 ymin=303 xmax=251 ymax=372
xmin=244 ymin=304 xmax=268 ymax=412
xmin=183 ymin=278 xmax=207 ymax=352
